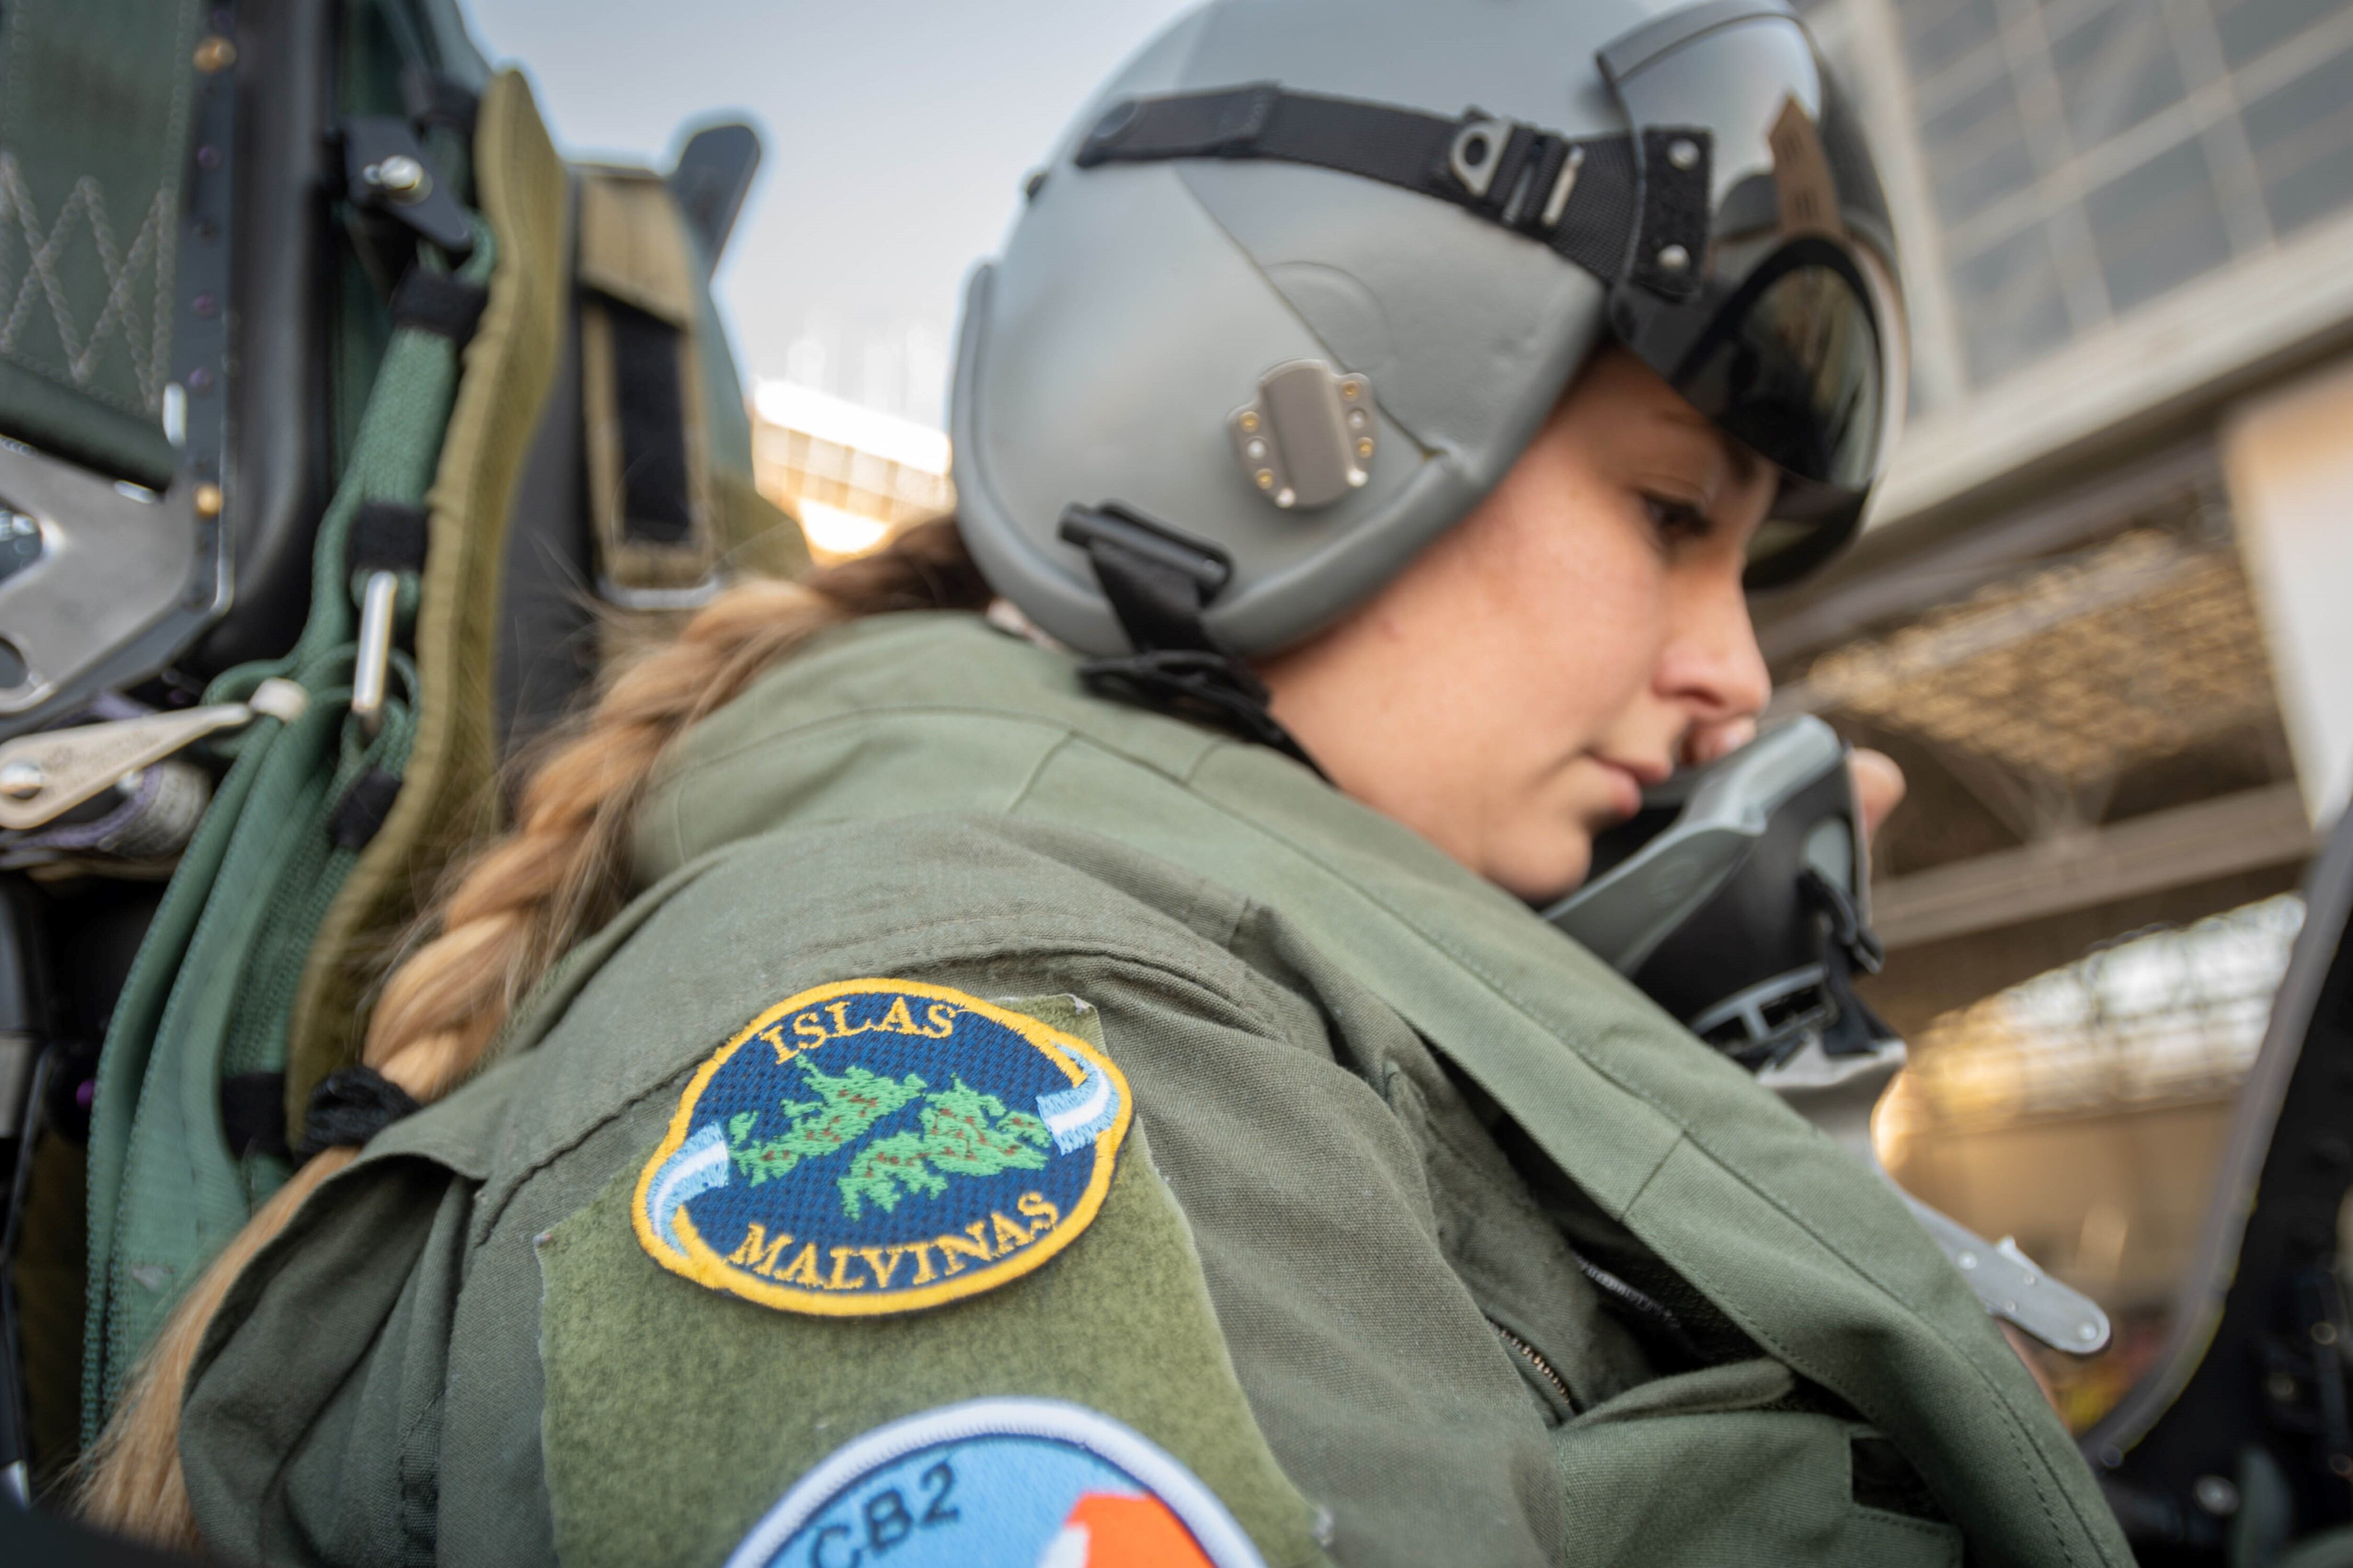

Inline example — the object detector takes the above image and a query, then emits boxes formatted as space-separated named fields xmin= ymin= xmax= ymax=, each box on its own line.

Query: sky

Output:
xmin=463 ymin=0 xmax=1199 ymax=425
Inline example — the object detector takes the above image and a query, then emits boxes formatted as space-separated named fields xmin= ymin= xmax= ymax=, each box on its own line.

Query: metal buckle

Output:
xmin=1451 ymin=119 xmax=1586 ymax=237
xmin=1900 ymin=1190 xmax=2113 ymax=1353
xmin=0 ymin=677 xmax=307 ymax=832
xmin=0 ymin=440 xmax=229 ymax=732
xmin=1448 ymin=117 xmax=1518 ymax=200
xmin=1537 ymin=144 xmax=1586 ymax=231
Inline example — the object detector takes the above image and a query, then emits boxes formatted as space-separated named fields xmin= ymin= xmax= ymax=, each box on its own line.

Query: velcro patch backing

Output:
xmin=633 ymin=980 xmax=1132 ymax=1316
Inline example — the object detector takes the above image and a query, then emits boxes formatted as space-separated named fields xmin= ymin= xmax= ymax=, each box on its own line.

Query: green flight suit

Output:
xmin=179 ymin=612 xmax=2132 ymax=1568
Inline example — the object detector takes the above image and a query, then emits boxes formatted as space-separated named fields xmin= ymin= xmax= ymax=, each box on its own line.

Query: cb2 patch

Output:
xmin=634 ymin=980 xmax=1131 ymax=1315
xmin=723 ymin=1398 xmax=1265 ymax=1568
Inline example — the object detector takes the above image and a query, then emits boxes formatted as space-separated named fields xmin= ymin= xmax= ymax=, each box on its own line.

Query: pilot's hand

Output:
xmin=1851 ymin=748 xmax=1906 ymax=846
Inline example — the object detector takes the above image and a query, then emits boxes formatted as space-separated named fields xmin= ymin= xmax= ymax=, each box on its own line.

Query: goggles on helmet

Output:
xmin=1071 ymin=0 xmax=1905 ymax=588
xmin=1598 ymin=0 xmax=1906 ymax=585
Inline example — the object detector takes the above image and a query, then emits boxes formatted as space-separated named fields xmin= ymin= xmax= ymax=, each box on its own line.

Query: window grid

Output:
xmin=1879 ymin=0 xmax=2353 ymax=394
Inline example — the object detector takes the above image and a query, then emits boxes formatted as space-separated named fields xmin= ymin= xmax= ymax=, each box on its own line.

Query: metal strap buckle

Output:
xmin=1448 ymin=118 xmax=1586 ymax=236
xmin=1447 ymin=116 xmax=1521 ymax=201
xmin=0 ymin=677 xmax=308 ymax=831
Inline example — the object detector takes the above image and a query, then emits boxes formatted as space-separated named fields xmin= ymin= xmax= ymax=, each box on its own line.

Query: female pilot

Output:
xmin=88 ymin=1 xmax=2129 ymax=1563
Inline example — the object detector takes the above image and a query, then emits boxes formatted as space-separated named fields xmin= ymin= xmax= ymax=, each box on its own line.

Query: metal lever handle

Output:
xmin=1898 ymin=1187 xmax=2112 ymax=1353
xmin=0 ymin=678 xmax=309 ymax=831
xmin=1758 ymin=1036 xmax=2114 ymax=1353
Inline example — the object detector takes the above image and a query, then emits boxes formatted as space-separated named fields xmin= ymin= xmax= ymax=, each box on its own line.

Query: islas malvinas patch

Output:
xmin=634 ymin=980 xmax=1132 ymax=1315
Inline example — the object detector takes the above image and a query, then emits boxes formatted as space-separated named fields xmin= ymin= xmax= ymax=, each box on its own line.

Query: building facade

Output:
xmin=750 ymin=379 xmax=954 ymax=563
xmin=1779 ymin=0 xmax=2353 ymax=1416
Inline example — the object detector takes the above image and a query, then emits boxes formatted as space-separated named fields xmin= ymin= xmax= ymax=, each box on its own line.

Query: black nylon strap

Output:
xmin=294 ymin=1066 xmax=423 ymax=1160
xmin=1058 ymin=504 xmax=1327 ymax=777
xmin=403 ymin=66 xmax=483 ymax=140
xmin=327 ymin=766 xmax=405 ymax=851
xmin=1088 ymin=540 xmax=1216 ymax=652
xmin=1797 ymin=868 xmax=1894 ymax=1062
xmin=603 ymin=298 xmax=696 ymax=546
xmin=1057 ymin=503 xmax=1229 ymax=650
xmin=1628 ymin=127 xmax=1712 ymax=299
xmin=347 ymin=500 xmax=431 ymax=576
xmin=390 ymin=267 xmax=491 ymax=342
xmin=1074 ymin=84 xmax=1688 ymax=289
xmin=220 ymin=1071 xmax=290 ymax=1161
xmin=1061 ymin=508 xmax=1227 ymax=656
xmin=1078 ymin=650 xmax=1326 ymax=777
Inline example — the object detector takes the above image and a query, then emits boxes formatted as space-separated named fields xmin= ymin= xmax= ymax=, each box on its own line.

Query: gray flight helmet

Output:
xmin=953 ymin=0 xmax=1906 ymax=659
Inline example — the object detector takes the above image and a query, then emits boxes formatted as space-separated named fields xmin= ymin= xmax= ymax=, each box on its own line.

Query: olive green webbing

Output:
xmin=79 ymin=225 xmax=496 ymax=1441
xmin=285 ymin=71 xmax=567 ymax=1116
xmin=0 ymin=0 xmax=199 ymax=485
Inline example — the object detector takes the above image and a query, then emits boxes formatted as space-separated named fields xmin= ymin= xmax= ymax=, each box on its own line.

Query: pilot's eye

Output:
xmin=1643 ymin=494 xmax=1713 ymax=547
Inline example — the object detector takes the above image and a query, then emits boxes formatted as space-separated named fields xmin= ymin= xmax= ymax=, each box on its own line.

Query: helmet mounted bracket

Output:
xmin=1228 ymin=361 xmax=1376 ymax=511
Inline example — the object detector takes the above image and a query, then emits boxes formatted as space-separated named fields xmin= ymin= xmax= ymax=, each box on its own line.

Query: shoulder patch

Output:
xmin=634 ymin=980 xmax=1132 ymax=1315
xmin=723 ymin=1397 xmax=1266 ymax=1568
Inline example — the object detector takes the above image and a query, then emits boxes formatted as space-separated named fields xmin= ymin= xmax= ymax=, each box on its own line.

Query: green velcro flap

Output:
xmin=538 ymin=1000 xmax=1329 ymax=1568
xmin=575 ymin=169 xmax=696 ymax=326
xmin=577 ymin=166 xmax=718 ymax=598
xmin=286 ymin=68 xmax=569 ymax=1116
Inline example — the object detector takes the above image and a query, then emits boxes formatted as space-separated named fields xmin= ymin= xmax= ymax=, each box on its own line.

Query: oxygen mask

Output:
xmin=1546 ymin=715 xmax=1900 ymax=1109
xmin=1545 ymin=716 xmax=2113 ymax=1353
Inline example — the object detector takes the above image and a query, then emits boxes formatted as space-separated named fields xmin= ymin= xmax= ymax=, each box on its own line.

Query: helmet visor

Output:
xmin=1596 ymin=2 xmax=1908 ymax=583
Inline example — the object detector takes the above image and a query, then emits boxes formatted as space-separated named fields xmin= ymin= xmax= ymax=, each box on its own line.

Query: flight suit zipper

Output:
xmin=1488 ymin=1317 xmax=1575 ymax=1412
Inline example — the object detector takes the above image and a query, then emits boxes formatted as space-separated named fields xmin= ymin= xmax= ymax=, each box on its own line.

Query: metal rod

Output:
xmin=351 ymin=571 xmax=399 ymax=738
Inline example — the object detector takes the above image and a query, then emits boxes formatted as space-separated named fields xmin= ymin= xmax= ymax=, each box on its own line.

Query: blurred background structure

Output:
xmin=466 ymin=0 xmax=1193 ymax=558
xmin=749 ymin=382 xmax=952 ymax=562
xmin=1773 ymin=0 xmax=2353 ymax=1426
xmin=469 ymin=0 xmax=2353 ymax=1428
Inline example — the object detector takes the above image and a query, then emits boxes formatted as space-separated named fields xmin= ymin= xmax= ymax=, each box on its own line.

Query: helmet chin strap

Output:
xmin=1058 ymin=503 xmax=1328 ymax=779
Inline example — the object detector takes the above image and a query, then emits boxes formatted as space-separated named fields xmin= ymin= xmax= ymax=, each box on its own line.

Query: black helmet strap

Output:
xmin=1058 ymin=503 xmax=1327 ymax=778
xmin=1073 ymin=83 xmax=1711 ymax=302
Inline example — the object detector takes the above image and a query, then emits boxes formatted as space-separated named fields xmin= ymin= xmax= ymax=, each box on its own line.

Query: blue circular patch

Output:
xmin=634 ymin=981 xmax=1132 ymax=1315
xmin=723 ymin=1398 xmax=1265 ymax=1568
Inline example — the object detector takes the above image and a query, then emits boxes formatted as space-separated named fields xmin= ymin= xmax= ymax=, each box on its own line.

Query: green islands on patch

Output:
xmin=724 ymin=1059 xmax=1054 ymax=1219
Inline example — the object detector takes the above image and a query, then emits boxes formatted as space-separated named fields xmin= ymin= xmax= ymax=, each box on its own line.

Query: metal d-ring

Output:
xmin=1449 ymin=118 xmax=1515 ymax=200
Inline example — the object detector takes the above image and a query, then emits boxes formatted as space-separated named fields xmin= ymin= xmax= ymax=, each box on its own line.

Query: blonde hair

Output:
xmin=78 ymin=519 xmax=990 ymax=1546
